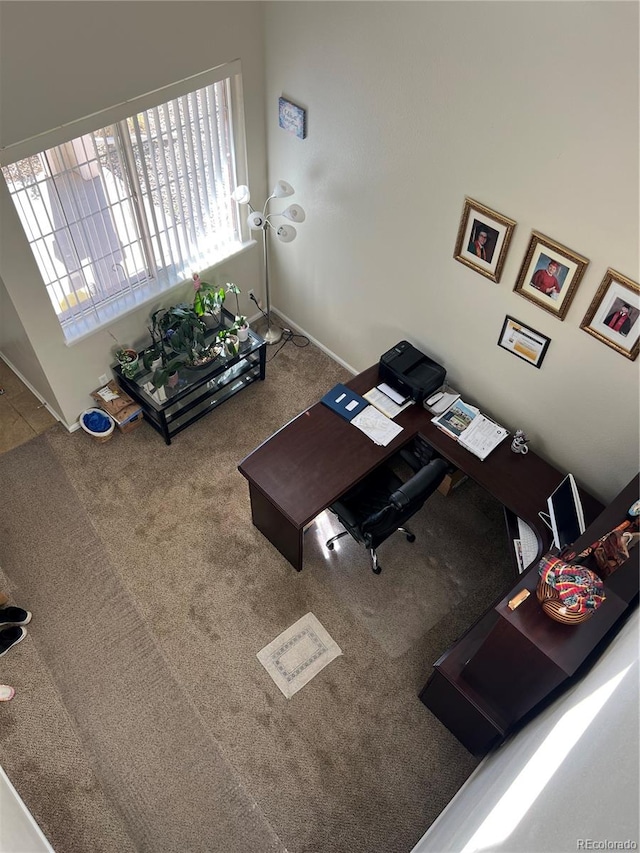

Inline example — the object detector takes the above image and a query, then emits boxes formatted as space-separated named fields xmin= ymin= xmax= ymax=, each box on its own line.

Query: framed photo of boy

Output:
xmin=498 ymin=315 xmax=551 ymax=369
xmin=453 ymin=198 xmax=516 ymax=283
xmin=513 ymin=231 xmax=589 ymax=320
xmin=580 ymin=268 xmax=639 ymax=361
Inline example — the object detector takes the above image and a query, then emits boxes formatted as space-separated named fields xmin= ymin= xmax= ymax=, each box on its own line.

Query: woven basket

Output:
xmin=536 ymin=579 xmax=595 ymax=625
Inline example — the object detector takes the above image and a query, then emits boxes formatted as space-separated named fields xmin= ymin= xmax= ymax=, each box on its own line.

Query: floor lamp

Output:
xmin=231 ymin=180 xmax=305 ymax=345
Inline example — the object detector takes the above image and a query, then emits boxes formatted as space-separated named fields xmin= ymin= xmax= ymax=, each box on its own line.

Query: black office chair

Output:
xmin=325 ymin=457 xmax=449 ymax=574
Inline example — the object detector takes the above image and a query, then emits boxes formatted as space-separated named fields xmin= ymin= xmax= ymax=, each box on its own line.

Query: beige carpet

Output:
xmin=0 ymin=337 xmax=514 ymax=853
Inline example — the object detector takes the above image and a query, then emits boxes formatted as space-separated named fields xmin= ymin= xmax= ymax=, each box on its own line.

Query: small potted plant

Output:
xmin=193 ymin=273 xmax=226 ymax=328
xmin=225 ymin=282 xmax=250 ymax=342
xmin=115 ymin=347 xmax=139 ymax=379
xmin=109 ymin=332 xmax=140 ymax=379
xmin=143 ymin=311 xmax=167 ymax=371
xmin=151 ymin=357 xmax=183 ymax=391
xmin=217 ymin=326 xmax=240 ymax=358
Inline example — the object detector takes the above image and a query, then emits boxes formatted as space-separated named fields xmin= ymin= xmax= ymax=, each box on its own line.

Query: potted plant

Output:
xmin=115 ymin=347 xmax=139 ymax=379
xmin=217 ymin=326 xmax=240 ymax=358
xmin=235 ymin=315 xmax=250 ymax=343
xmin=151 ymin=357 xmax=183 ymax=391
xmin=225 ymin=282 xmax=250 ymax=342
xmin=193 ymin=273 xmax=226 ymax=328
xmin=142 ymin=310 xmax=168 ymax=371
xmin=161 ymin=304 xmax=221 ymax=368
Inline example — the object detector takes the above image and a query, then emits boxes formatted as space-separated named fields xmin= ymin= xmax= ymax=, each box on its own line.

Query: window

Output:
xmin=1 ymin=63 xmax=246 ymax=342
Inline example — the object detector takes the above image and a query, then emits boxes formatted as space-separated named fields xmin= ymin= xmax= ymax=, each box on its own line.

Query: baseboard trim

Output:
xmin=1 ymin=310 xmax=352 ymax=437
xmin=0 ymin=349 xmax=69 ymax=428
xmin=270 ymin=306 xmax=357 ymax=376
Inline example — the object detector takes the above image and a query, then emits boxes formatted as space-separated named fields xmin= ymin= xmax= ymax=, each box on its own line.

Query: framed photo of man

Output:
xmin=580 ymin=268 xmax=640 ymax=361
xmin=454 ymin=197 xmax=516 ymax=283
xmin=513 ymin=231 xmax=589 ymax=320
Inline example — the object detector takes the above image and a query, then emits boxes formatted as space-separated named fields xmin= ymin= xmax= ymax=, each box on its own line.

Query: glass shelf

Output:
xmin=112 ymin=308 xmax=266 ymax=444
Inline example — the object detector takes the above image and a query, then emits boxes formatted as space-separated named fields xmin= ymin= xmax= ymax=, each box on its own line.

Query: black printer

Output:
xmin=379 ymin=341 xmax=446 ymax=404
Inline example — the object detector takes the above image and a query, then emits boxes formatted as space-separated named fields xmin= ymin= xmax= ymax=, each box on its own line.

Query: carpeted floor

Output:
xmin=0 ymin=338 xmax=515 ymax=853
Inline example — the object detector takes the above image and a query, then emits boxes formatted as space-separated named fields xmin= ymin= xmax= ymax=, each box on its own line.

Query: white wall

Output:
xmin=411 ymin=608 xmax=640 ymax=853
xmin=0 ymin=766 xmax=55 ymax=853
xmin=0 ymin=275 xmax=60 ymax=412
xmin=0 ymin=1 xmax=267 ymax=427
xmin=264 ymin=1 xmax=640 ymax=504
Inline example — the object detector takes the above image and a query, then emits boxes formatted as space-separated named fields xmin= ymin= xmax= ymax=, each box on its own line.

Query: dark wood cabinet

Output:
xmin=420 ymin=475 xmax=639 ymax=755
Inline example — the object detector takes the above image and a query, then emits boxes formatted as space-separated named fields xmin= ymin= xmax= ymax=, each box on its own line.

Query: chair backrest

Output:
xmin=360 ymin=458 xmax=448 ymax=548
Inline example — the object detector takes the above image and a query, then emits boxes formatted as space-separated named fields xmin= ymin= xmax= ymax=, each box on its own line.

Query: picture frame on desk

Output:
xmin=498 ymin=315 xmax=551 ymax=369
xmin=579 ymin=268 xmax=640 ymax=361
xmin=453 ymin=197 xmax=516 ymax=283
xmin=513 ymin=231 xmax=589 ymax=321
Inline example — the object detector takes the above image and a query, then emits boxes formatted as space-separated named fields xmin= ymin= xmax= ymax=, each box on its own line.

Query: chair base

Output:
xmin=325 ymin=525 xmax=416 ymax=574
xmin=326 ymin=530 xmax=350 ymax=550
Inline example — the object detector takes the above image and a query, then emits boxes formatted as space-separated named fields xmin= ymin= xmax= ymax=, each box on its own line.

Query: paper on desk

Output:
xmin=458 ymin=415 xmax=508 ymax=460
xmin=426 ymin=390 xmax=461 ymax=415
xmin=364 ymin=387 xmax=413 ymax=419
xmin=351 ymin=405 xmax=403 ymax=446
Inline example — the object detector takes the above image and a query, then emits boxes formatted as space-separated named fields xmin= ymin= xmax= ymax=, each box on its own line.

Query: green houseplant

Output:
xmin=109 ymin=331 xmax=140 ymax=379
xmin=151 ymin=357 xmax=183 ymax=391
xmin=192 ymin=273 xmax=226 ymax=327
xmin=161 ymin=303 xmax=221 ymax=368
xmin=142 ymin=309 xmax=169 ymax=371
xmin=225 ymin=282 xmax=250 ymax=342
xmin=115 ymin=348 xmax=139 ymax=379
xmin=217 ymin=326 xmax=240 ymax=358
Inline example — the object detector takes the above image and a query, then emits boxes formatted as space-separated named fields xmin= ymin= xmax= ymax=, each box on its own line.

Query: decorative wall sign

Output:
xmin=513 ymin=231 xmax=588 ymax=320
xmin=453 ymin=197 xmax=516 ymax=283
xmin=278 ymin=97 xmax=307 ymax=140
xmin=498 ymin=315 xmax=551 ymax=369
xmin=580 ymin=268 xmax=639 ymax=360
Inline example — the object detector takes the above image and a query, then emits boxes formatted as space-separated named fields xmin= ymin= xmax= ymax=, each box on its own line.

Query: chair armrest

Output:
xmin=391 ymin=458 xmax=448 ymax=508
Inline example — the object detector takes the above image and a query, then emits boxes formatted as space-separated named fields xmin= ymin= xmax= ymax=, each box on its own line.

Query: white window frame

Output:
xmin=0 ymin=60 xmax=250 ymax=344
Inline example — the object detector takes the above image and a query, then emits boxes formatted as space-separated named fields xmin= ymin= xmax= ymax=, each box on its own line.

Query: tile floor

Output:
xmin=0 ymin=359 xmax=57 ymax=455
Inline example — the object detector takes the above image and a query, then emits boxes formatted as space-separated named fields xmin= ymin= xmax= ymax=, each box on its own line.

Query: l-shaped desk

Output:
xmin=238 ymin=363 xmax=602 ymax=573
xmin=239 ymin=365 xmax=640 ymax=755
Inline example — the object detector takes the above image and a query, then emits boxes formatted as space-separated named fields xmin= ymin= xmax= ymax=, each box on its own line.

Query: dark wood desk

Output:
xmin=420 ymin=475 xmax=638 ymax=755
xmin=238 ymin=364 xmax=602 ymax=571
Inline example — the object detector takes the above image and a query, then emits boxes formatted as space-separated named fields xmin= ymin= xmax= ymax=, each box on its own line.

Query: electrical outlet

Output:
xmin=248 ymin=289 xmax=256 ymax=301
xmin=98 ymin=374 xmax=108 ymax=386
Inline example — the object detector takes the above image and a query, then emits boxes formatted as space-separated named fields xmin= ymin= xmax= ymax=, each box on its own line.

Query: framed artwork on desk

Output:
xmin=580 ymin=268 xmax=639 ymax=361
xmin=513 ymin=231 xmax=589 ymax=320
xmin=498 ymin=315 xmax=551 ymax=369
xmin=453 ymin=197 xmax=516 ymax=283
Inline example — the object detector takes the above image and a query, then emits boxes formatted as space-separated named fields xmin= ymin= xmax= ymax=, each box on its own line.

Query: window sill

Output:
xmin=63 ymin=240 xmax=257 ymax=347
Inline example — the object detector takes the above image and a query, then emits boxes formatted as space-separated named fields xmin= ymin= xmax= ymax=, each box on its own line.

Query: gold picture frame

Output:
xmin=453 ymin=197 xmax=516 ymax=283
xmin=513 ymin=231 xmax=589 ymax=321
xmin=580 ymin=268 xmax=639 ymax=361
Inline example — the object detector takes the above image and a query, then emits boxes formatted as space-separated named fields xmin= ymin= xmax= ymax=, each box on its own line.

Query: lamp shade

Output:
xmin=281 ymin=204 xmax=306 ymax=223
xmin=247 ymin=211 xmax=265 ymax=230
xmin=276 ymin=224 xmax=297 ymax=243
xmin=232 ymin=185 xmax=251 ymax=204
xmin=272 ymin=180 xmax=294 ymax=198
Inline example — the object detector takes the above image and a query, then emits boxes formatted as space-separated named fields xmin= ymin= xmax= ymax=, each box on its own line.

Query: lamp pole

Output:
xmin=261 ymin=219 xmax=282 ymax=345
xmin=231 ymin=181 xmax=305 ymax=345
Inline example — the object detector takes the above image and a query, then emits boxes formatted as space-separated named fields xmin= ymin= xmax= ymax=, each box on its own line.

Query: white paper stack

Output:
xmin=351 ymin=405 xmax=404 ymax=446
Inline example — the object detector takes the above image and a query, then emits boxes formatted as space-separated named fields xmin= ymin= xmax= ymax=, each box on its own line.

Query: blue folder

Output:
xmin=320 ymin=384 xmax=369 ymax=421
